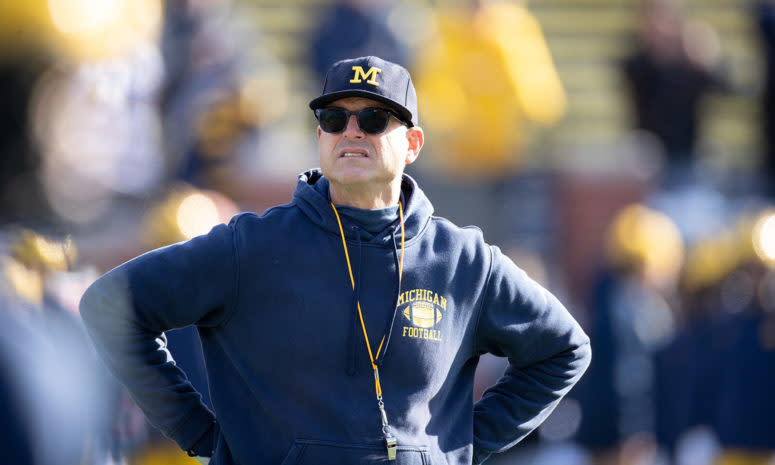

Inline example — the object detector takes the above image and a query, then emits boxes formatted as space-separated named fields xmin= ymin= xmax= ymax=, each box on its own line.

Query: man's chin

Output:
xmin=326 ymin=169 xmax=376 ymax=186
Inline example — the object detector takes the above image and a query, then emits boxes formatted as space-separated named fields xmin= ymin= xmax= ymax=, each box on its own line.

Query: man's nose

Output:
xmin=342 ymin=114 xmax=365 ymax=138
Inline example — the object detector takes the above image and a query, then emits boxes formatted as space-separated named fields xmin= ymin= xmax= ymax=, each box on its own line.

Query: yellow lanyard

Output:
xmin=330 ymin=200 xmax=404 ymax=460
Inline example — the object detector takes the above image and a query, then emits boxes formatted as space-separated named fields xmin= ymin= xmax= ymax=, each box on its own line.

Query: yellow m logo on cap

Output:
xmin=350 ymin=66 xmax=382 ymax=86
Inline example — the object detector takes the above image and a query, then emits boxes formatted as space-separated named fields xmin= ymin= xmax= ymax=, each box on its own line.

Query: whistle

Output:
xmin=384 ymin=433 xmax=397 ymax=461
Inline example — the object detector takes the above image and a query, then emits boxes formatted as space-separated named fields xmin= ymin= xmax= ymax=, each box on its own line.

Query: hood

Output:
xmin=292 ymin=169 xmax=433 ymax=244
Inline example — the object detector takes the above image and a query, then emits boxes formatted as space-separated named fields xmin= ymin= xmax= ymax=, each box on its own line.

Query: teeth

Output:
xmin=343 ymin=152 xmax=365 ymax=157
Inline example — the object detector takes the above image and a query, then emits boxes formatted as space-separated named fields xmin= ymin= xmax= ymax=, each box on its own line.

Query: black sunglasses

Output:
xmin=315 ymin=107 xmax=406 ymax=135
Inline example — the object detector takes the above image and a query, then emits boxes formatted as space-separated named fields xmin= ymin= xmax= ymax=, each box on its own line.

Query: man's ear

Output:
xmin=317 ymin=126 xmax=322 ymax=140
xmin=405 ymin=127 xmax=424 ymax=165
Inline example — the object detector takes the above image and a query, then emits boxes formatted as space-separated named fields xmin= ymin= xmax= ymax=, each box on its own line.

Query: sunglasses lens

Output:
xmin=317 ymin=108 xmax=348 ymax=133
xmin=358 ymin=108 xmax=391 ymax=134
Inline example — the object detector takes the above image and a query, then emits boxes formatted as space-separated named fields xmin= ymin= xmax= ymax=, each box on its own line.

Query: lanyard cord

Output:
xmin=330 ymin=201 xmax=404 ymax=399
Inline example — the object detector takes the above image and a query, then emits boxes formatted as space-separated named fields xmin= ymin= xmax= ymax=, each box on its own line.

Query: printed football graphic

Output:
xmin=403 ymin=301 xmax=443 ymax=328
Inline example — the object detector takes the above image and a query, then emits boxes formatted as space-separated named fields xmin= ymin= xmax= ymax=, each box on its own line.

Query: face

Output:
xmin=317 ymin=97 xmax=423 ymax=191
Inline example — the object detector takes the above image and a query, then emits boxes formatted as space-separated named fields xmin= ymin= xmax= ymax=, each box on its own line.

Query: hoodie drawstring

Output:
xmin=346 ymin=227 xmax=362 ymax=376
xmin=330 ymin=202 xmax=404 ymax=398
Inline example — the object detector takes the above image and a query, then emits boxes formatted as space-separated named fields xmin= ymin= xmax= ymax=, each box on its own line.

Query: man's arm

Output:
xmin=472 ymin=246 xmax=591 ymax=464
xmin=79 ymin=222 xmax=238 ymax=456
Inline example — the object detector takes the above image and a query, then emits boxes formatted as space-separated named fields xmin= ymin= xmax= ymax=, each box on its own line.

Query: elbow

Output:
xmin=78 ymin=268 xmax=133 ymax=329
xmin=568 ymin=321 xmax=592 ymax=378
xmin=553 ymin=331 xmax=592 ymax=386
xmin=561 ymin=337 xmax=591 ymax=388
xmin=575 ymin=338 xmax=592 ymax=378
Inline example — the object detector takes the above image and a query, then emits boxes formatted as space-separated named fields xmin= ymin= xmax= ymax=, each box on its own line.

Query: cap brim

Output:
xmin=309 ymin=90 xmax=414 ymax=127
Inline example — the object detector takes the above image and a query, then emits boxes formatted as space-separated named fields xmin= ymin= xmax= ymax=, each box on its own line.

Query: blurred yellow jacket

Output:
xmin=413 ymin=2 xmax=565 ymax=179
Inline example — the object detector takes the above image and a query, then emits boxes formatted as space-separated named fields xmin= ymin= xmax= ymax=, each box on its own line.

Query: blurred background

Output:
xmin=0 ymin=0 xmax=774 ymax=464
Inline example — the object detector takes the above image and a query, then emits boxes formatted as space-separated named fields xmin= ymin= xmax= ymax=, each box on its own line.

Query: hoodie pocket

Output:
xmin=279 ymin=439 xmax=430 ymax=465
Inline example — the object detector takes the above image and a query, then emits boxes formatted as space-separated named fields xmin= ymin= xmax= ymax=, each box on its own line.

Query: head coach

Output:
xmin=80 ymin=56 xmax=591 ymax=465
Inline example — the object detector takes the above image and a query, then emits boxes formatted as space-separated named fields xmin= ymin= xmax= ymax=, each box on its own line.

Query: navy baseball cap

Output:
xmin=309 ymin=56 xmax=418 ymax=127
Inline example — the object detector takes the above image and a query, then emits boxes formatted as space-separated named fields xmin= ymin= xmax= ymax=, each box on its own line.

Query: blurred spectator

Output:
xmin=308 ymin=0 xmax=410 ymax=82
xmin=654 ymin=234 xmax=733 ymax=464
xmin=411 ymin=0 xmax=565 ymax=249
xmin=15 ymin=0 xmax=286 ymax=230
xmin=413 ymin=0 xmax=566 ymax=179
xmin=755 ymin=1 xmax=775 ymax=199
xmin=160 ymin=0 xmax=288 ymax=201
xmin=0 ymin=228 xmax=119 ymax=464
xmin=574 ymin=204 xmax=683 ymax=465
xmin=698 ymin=212 xmax=775 ymax=463
xmin=22 ymin=0 xmax=168 ymax=228
xmin=621 ymin=0 xmax=729 ymax=188
xmin=653 ymin=209 xmax=775 ymax=465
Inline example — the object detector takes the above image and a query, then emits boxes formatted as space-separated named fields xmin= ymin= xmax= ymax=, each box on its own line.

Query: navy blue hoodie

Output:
xmin=80 ymin=170 xmax=590 ymax=465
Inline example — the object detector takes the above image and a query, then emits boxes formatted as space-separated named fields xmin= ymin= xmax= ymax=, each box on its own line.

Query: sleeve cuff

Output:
xmin=186 ymin=421 xmax=218 ymax=458
xmin=168 ymin=404 xmax=217 ymax=454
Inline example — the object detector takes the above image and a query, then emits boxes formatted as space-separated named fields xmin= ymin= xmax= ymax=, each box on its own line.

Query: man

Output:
xmin=80 ymin=56 xmax=590 ymax=465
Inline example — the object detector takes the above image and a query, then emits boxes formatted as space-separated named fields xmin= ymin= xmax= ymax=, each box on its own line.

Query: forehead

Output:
xmin=327 ymin=97 xmax=390 ymax=111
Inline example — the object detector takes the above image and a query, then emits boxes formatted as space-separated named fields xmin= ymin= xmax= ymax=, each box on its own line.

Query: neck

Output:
xmin=328 ymin=178 xmax=402 ymax=210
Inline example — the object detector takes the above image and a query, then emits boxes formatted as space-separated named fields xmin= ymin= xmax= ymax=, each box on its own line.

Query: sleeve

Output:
xmin=79 ymin=221 xmax=239 ymax=455
xmin=471 ymin=246 xmax=591 ymax=464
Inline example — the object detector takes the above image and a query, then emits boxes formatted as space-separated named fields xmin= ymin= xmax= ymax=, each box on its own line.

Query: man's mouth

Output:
xmin=341 ymin=152 xmax=367 ymax=158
